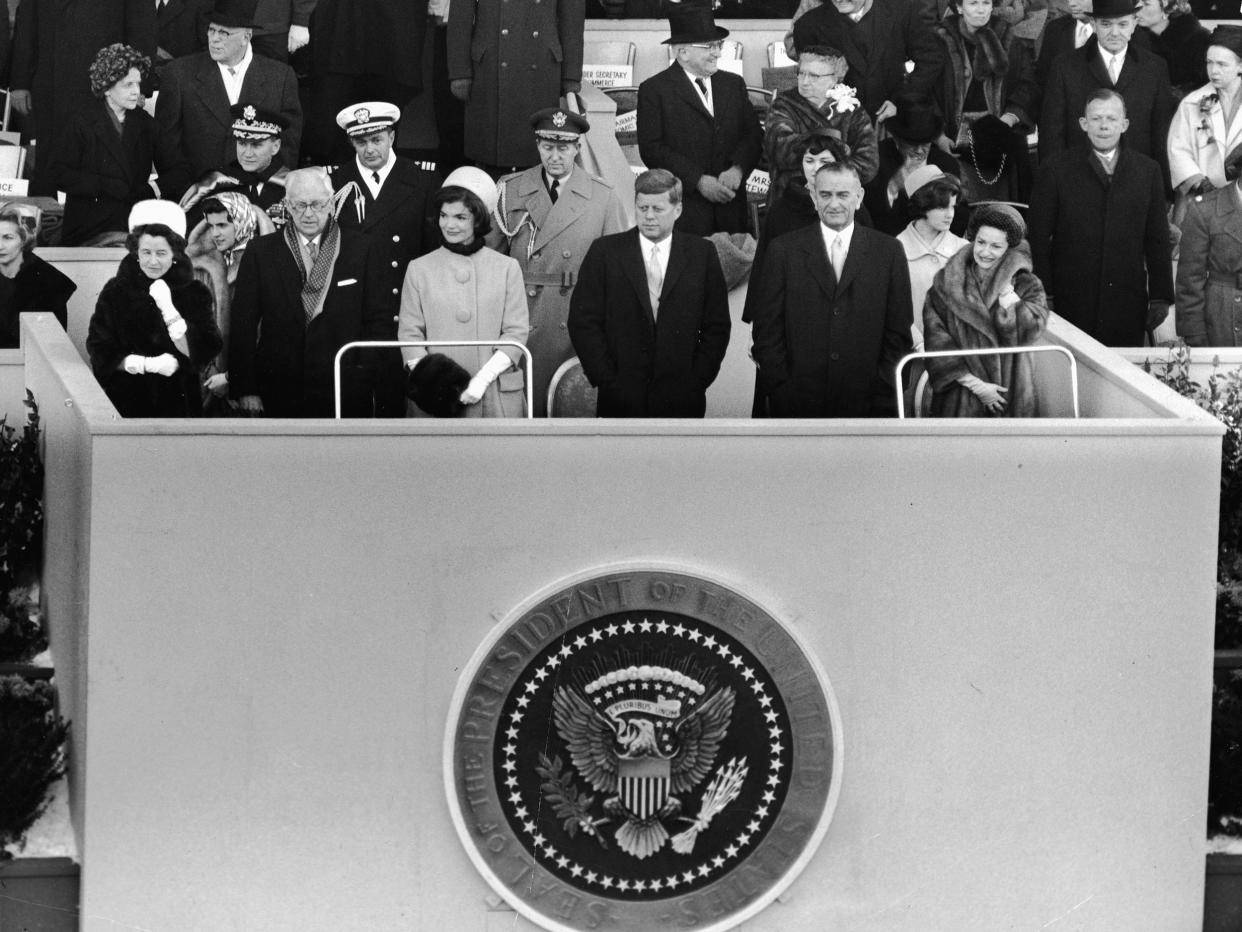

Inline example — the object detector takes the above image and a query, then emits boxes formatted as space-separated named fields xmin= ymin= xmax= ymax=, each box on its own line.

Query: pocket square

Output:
xmin=336 ymin=278 xmax=358 ymax=286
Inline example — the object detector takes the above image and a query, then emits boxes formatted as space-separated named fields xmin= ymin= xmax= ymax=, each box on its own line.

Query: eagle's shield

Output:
xmin=619 ymin=755 xmax=671 ymax=820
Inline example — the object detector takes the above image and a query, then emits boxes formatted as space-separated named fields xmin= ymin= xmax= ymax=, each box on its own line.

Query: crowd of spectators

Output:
xmin=0 ymin=0 xmax=1240 ymax=421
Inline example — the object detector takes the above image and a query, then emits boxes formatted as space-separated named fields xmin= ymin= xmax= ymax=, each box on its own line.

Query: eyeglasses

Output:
xmin=797 ymin=70 xmax=836 ymax=81
xmin=286 ymin=200 xmax=330 ymax=214
xmin=687 ymin=41 xmax=724 ymax=51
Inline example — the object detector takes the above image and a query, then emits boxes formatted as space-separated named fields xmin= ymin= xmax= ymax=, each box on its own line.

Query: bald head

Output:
xmin=284 ymin=168 xmax=334 ymax=238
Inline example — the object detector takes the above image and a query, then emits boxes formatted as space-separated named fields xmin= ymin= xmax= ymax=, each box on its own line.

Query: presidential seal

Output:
xmin=445 ymin=570 xmax=841 ymax=932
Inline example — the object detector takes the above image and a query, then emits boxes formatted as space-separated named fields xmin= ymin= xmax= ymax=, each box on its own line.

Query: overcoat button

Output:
xmin=562 ymin=250 xmax=571 ymax=258
xmin=456 ymin=308 xmax=472 ymax=323
xmin=392 ymin=235 xmax=400 ymax=243
xmin=391 ymin=288 xmax=398 ymax=295
xmin=391 ymin=260 xmax=399 ymax=268
xmin=527 ymin=288 xmax=537 ymax=297
xmin=532 ymin=30 xmax=539 ymax=37
xmin=455 ymin=269 xmax=470 ymax=283
xmin=830 ymin=352 xmax=839 ymax=360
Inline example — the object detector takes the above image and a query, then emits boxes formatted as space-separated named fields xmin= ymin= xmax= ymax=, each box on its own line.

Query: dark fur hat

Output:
xmin=407 ymin=353 xmax=471 ymax=417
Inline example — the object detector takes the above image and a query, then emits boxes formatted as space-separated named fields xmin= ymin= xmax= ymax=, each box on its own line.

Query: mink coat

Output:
xmin=923 ymin=241 xmax=1048 ymax=417
xmin=87 ymin=252 xmax=222 ymax=417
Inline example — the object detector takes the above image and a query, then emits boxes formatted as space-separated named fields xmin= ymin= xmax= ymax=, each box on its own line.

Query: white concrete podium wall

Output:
xmin=21 ymin=316 xmax=1223 ymax=931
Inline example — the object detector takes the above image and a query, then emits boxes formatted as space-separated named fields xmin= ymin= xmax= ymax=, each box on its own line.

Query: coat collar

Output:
xmin=666 ymin=64 xmax=714 ymax=121
xmin=90 ymin=102 xmax=135 ymax=183
xmin=193 ymin=54 xmax=233 ymax=128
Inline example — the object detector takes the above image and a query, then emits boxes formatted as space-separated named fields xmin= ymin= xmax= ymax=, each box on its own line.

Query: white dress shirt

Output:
xmin=820 ymin=222 xmax=854 ymax=278
xmin=643 ymin=233 xmax=672 ymax=317
xmin=1074 ymin=19 xmax=1093 ymax=48
xmin=218 ymin=45 xmax=253 ymax=106
xmin=1100 ymin=47 xmax=1127 ymax=84
xmin=680 ymin=64 xmax=714 ymax=116
xmin=359 ymin=151 xmax=397 ymax=199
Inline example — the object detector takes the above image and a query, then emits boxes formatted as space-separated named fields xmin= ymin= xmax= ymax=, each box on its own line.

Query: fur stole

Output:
xmin=933 ymin=240 xmax=1033 ymax=341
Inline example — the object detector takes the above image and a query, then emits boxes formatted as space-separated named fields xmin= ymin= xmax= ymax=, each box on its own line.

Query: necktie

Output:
xmin=372 ymin=171 xmax=380 ymax=185
xmin=830 ymin=234 xmax=846 ymax=279
xmin=647 ymin=242 xmax=663 ymax=310
xmin=549 ymin=178 xmax=559 ymax=204
xmin=695 ymin=77 xmax=708 ymax=98
xmin=307 ymin=240 xmax=318 ymax=266
xmin=1107 ymin=55 xmax=1120 ymax=84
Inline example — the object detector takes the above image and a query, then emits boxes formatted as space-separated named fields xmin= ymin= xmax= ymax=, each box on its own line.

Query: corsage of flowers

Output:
xmin=825 ymin=84 xmax=860 ymax=114
xmin=1200 ymin=92 xmax=1220 ymax=145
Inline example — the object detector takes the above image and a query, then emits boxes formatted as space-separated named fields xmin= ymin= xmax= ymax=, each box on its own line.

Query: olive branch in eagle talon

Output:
xmin=536 ymin=753 xmax=612 ymax=847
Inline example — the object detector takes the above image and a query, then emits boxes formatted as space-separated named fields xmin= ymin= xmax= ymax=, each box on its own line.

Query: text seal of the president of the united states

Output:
xmin=445 ymin=570 xmax=842 ymax=932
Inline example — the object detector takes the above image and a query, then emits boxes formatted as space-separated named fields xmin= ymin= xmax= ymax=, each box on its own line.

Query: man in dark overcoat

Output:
xmin=252 ymin=0 xmax=316 ymax=62
xmin=790 ymin=0 xmax=944 ymax=122
xmin=568 ymin=169 xmax=731 ymax=418
xmin=155 ymin=0 xmax=302 ymax=200
xmin=447 ymin=0 xmax=584 ymax=170
xmin=229 ymin=168 xmax=392 ymax=417
xmin=637 ymin=7 xmax=763 ymax=236
xmin=155 ymin=0 xmax=212 ymax=63
xmin=752 ymin=161 xmax=913 ymax=417
xmin=330 ymin=101 xmax=440 ymax=416
xmin=305 ymin=0 xmax=426 ymax=165
xmin=1028 ymin=90 xmax=1172 ymax=346
xmin=10 ymin=0 xmax=157 ymax=196
xmin=1038 ymin=0 xmax=1173 ymax=185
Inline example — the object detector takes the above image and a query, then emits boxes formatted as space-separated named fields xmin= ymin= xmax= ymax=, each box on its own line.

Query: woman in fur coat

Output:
xmin=923 ymin=202 xmax=1047 ymax=417
xmin=87 ymin=209 xmax=222 ymax=417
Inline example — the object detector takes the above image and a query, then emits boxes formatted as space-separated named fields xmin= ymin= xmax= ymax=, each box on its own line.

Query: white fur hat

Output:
xmin=128 ymin=199 xmax=187 ymax=237
xmin=442 ymin=166 xmax=499 ymax=215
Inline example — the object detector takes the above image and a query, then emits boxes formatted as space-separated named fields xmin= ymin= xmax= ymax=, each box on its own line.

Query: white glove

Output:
xmin=204 ymin=372 xmax=229 ymax=397
xmin=149 ymin=279 xmax=176 ymax=317
xmin=460 ymin=350 xmax=513 ymax=404
xmin=145 ymin=353 xmax=180 ymax=377
xmin=123 ymin=354 xmax=146 ymax=375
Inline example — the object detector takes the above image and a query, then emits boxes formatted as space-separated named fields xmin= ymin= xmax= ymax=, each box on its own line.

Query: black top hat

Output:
xmin=1088 ymin=0 xmax=1139 ymax=17
xmin=885 ymin=93 xmax=944 ymax=145
xmin=208 ymin=0 xmax=258 ymax=29
xmin=662 ymin=6 xmax=730 ymax=45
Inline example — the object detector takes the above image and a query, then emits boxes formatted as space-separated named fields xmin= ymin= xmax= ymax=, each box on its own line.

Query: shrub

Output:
xmin=0 ymin=392 xmax=46 ymax=663
xmin=0 ymin=674 xmax=68 ymax=859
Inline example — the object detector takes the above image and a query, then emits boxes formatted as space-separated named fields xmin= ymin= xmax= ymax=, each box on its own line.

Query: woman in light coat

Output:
xmin=398 ymin=168 xmax=529 ymax=417
xmin=1169 ymin=27 xmax=1242 ymax=203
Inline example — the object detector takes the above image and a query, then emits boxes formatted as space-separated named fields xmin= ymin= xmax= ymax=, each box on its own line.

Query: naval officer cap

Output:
xmin=336 ymin=101 xmax=401 ymax=137
xmin=231 ymin=103 xmax=287 ymax=139
xmin=530 ymin=107 xmax=590 ymax=142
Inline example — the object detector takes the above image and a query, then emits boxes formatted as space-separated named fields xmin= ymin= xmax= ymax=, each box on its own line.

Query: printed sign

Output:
xmin=583 ymin=64 xmax=634 ymax=88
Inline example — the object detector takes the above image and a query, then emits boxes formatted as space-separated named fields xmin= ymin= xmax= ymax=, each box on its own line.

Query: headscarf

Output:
xmin=210 ymin=191 xmax=260 ymax=266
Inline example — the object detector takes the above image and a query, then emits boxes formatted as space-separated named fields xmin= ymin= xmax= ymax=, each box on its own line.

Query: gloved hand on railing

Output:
xmin=958 ymin=373 xmax=1007 ymax=415
xmin=460 ymin=350 xmax=512 ymax=405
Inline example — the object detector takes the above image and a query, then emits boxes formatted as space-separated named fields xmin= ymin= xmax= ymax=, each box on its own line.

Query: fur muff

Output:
xmin=407 ymin=353 xmax=471 ymax=417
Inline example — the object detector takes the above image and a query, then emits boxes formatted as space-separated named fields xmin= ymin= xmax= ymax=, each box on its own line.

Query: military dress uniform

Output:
xmin=493 ymin=109 xmax=628 ymax=415
xmin=330 ymin=102 xmax=442 ymax=416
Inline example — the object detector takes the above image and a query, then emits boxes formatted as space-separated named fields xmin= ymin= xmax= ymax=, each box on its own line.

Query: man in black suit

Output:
xmin=155 ymin=0 xmax=212 ymax=63
xmin=790 ymin=0 xmax=943 ymax=123
xmin=752 ymin=161 xmax=913 ymax=417
xmin=568 ymin=169 xmax=731 ymax=417
xmin=229 ymin=168 xmax=391 ymax=417
xmin=637 ymin=7 xmax=762 ymax=236
xmin=155 ymin=0 xmax=302 ymax=201
xmin=330 ymin=101 xmax=440 ymax=416
xmin=1038 ymin=0 xmax=1172 ymax=184
xmin=1028 ymin=89 xmax=1172 ymax=346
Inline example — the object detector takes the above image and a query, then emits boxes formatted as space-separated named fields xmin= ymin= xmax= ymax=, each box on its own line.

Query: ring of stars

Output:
xmin=500 ymin=617 xmax=789 ymax=896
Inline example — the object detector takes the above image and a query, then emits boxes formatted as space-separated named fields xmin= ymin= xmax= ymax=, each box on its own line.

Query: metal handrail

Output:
xmin=895 ymin=345 xmax=1079 ymax=419
xmin=333 ymin=340 xmax=534 ymax=419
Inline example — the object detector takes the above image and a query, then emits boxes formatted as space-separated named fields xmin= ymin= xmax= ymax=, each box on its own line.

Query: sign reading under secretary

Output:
xmin=446 ymin=570 xmax=842 ymax=931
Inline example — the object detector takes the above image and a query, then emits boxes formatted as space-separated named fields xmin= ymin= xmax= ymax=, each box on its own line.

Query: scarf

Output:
xmin=211 ymin=190 xmax=258 ymax=267
xmin=442 ymin=236 xmax=486 ymax=256
xmin=285 ymin=216 xmax=341 ymax=322
xmin=934 ymin=240 xmax=1033 ymax=344
xmin=939 ymin=15 xmax=1010 ymax=133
